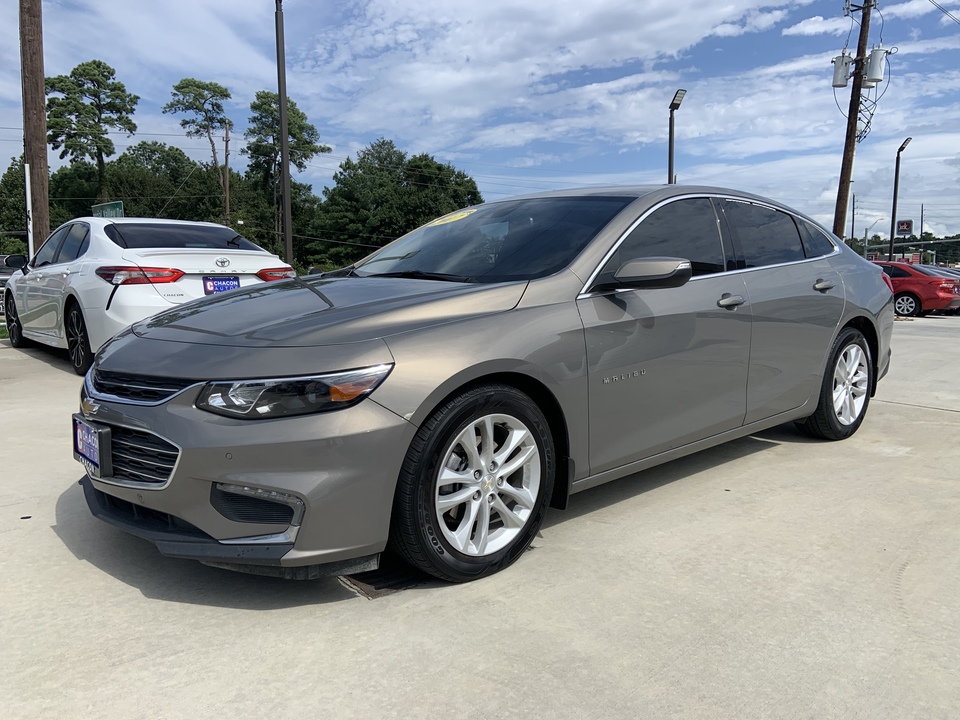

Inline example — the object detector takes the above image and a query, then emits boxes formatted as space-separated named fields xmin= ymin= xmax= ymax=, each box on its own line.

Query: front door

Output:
xmin=577 ymin=197 xmax=751 ymax=476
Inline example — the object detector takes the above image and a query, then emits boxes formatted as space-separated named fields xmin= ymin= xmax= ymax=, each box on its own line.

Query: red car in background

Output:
xmin=873 ymin=261 xmax=960 ymax=316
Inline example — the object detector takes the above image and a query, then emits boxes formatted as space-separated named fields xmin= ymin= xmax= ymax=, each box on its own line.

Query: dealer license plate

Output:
xmin=203 ymin=276 xmax=241 ymax=295
xmin=73 ymin=414 xmax=111 ymax=479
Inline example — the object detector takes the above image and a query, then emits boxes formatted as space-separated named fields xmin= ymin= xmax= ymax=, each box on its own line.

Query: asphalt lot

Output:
xmin=2 ymin=318 xmax=959 ymax=720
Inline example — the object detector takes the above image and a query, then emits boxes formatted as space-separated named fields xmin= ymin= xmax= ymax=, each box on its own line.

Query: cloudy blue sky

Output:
xmin=2 ymin=0 xmax=959 ymax=238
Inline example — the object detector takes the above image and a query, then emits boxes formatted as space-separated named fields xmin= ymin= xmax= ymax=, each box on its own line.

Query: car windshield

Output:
xmin=104 ymin=223 xmax=265 ymax=251
xmin=353 ymin=196 xmax=634 ymax=283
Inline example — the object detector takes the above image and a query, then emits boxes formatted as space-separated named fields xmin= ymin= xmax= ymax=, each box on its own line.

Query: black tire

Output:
xmin=796 ymin=327 xmax=873 ymax=441
xmin=65 ymin=303 xmax=93 ymax=375
xmin=893 ymin=293 xmax=920 ymax=317
xmin=4 ymin=292 xmax=31 ymax=348
xmin=389 ymin=384 xmax=555 ymax=583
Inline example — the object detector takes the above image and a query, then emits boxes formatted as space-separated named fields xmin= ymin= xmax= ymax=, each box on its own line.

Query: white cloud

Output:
xmin=782 ymin=16 xmax=851 ymax=36
xmin=884 ymin=0 xmax=937 ymax=20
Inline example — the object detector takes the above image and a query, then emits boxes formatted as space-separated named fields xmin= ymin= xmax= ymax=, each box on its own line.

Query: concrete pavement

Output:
xmin=1 ymin=318 xmax=958 ymax=719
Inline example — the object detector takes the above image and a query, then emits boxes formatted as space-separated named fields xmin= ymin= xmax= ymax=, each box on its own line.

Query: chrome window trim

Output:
xmin=577 ymin=192 xmax=840 ymax=298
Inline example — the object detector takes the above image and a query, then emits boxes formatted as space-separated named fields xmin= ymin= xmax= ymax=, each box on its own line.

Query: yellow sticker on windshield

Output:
xmin=424 ymin=209 xmax=477 ymax=227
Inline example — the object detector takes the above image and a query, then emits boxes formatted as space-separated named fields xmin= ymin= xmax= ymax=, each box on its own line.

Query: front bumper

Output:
xmin=78 ymin=376 xmax=417 ymax=577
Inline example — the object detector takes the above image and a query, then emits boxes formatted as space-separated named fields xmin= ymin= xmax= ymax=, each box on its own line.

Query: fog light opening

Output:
xmin=215 ymin=483 xmax=305 ymax=526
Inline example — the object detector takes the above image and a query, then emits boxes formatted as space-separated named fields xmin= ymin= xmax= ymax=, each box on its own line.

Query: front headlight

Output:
xmin=196 ymin=364 xmax=393 ymax=419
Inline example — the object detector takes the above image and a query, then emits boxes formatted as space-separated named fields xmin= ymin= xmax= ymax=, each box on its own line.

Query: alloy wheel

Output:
xmin=832 ymin=343 xmax=868 ymax=426
xmin=434 ymin=413 xmax=541 ymax=557
xmin=66 ymin=306 xmax=91 ymax=373
xmin=894 ymin=295 xmax=918 ymax=316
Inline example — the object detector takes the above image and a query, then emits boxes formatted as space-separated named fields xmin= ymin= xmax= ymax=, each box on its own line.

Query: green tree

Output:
xmin=45 ymin=60 xmax=139 ymax=202
xmin=0 ymin=156 xmax=27 ymax=242
xmin=162 ymin=78 xmax=233 ymax=189
xmin=242 ymin=91 xmax=330 ymax=191
xmin=107 ymin=141 xmax=203 ymax=219
xmin=308 ymin=138 xmax=482 ymax=267
xmin=242 ymin=90 xmax=330 ymax=239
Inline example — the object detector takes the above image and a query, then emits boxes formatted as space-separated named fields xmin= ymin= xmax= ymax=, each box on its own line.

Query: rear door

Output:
xmin=718 ymin=200 xmax=845 ymax=424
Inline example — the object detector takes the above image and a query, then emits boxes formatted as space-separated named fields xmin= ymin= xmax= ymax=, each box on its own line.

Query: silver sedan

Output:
xmin=73 ymin=186 xmax=894 ymax=582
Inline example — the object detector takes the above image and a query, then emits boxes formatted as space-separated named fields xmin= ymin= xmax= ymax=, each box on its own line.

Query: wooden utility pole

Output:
xmin=224 ymin=125 xmax=230 ymax=226
xmin=832 ymin=1 xmax=874 ymax=238
xmin=19 ymin=0 xmax=50 ymax=246
xmin=275 ymin=0 xmax=294 ymax=264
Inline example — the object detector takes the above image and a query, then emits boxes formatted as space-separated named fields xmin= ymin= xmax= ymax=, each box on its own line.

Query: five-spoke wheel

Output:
xmin=390 ymin=384 xmax=554 ymax=582
xmin=797 ymin=327 xmax=873 ymax=440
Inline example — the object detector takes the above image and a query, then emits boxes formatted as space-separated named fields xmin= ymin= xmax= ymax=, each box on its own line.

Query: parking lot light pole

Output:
xmin=887 ymin=137 xmax=911 ymax=261
xmin=668 ymin=89 xmax=686 ymax=184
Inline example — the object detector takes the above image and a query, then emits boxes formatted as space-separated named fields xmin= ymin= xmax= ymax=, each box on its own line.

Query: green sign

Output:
xmin=92 ymin=201 xmax=124 ymax=218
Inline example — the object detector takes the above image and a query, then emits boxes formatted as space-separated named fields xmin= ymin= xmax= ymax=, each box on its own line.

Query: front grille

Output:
xmin=108 ymin=425 xmax=180 ymax=485
xmin=210 ymin=486 xmax=295 ymax=525
xmin=92 ymin=368 xmax=196 ymax=403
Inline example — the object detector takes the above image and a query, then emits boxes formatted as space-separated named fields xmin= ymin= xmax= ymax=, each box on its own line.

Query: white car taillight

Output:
xmin=257 ymin=267 xmax=296 ymax=282
xmin=96 ymin=266 xmax=185 ymax=285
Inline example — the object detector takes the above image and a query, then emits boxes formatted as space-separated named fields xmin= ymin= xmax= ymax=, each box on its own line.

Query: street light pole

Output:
xmin=275 ymin=0 xmax=294 ymax=265
xmin=887 ymin=137 xmax=912 ymax=262
xmin=668 ymin=89 xmax=686 ymax=184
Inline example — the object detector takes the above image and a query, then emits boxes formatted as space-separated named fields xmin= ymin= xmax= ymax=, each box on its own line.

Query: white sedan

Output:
xmin=3 ymin=217 xmax=295 ymax=374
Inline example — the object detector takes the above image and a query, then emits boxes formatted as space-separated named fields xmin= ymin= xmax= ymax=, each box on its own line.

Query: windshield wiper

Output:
xmin=366 ymin=270 xmax=477 ymax=283
xmin=318 ymin=265 xmax=358 ymax=278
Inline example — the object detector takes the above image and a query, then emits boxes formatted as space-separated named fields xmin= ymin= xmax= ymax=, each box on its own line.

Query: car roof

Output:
xmin=494 ymin=184 xmax=831 ymax=234
xmin=65 ymin=217 xmax=228 ymax=229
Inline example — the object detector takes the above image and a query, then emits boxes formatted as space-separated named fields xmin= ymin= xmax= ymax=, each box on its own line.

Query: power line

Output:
xmin=928 ymin=0 xmax=960 ymax=26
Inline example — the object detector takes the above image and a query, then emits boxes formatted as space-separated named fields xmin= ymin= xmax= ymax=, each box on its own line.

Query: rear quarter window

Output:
xmin=796 ymin=219 xmax=836 ymax=258
xmin=722 ymin=200 xmax=806 ymax=268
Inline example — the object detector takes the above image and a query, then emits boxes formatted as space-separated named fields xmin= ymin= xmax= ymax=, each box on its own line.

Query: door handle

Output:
xmin=717 ymin=293 xmax=745 ymax=309
xmin=813 ymin=279 xmax=835 ymax=292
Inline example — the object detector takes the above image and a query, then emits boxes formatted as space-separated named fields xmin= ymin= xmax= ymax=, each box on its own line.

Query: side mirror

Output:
xmin=592 ymin=257 xmax=692 ymax=293
xmin=5 ymin=254 xmax=27 ymax=269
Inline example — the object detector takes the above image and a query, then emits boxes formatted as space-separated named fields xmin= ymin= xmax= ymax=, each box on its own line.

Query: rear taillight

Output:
xmin=881 ymin=273 xmax=894 ymax=293
xmin=96 ymin=266 xmax=185 ymax=285
xmin=257 ymin=267 xmax=296 ymax=282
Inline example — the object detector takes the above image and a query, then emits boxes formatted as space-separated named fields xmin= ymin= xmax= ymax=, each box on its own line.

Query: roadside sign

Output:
xmin=92 ymin=201 xmax=124 ymax=218
xmin=896 ymin=219 xmax=913 ymax=236
xmin=910 ymin=253 xmax=922 ymax=264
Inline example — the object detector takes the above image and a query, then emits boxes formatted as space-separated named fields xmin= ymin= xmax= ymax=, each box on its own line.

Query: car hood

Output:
xmin=131 ymin=275 xmax=528 ymax=347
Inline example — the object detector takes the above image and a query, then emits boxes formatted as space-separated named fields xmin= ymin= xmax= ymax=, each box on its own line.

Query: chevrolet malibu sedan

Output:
xmin=74 ymin=186 xmax=894 ymax=582
xmin=4 ymin=218 xmax=295 ymax=374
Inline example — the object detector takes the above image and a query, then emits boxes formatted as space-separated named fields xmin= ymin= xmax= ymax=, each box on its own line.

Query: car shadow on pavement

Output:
xmin=53 ymin=479 xmax=363 ymax=608
xmin=52 ymin=422 xmax=813 ymax=605
xmin=2 ymin=341 xmax=77 ymax=374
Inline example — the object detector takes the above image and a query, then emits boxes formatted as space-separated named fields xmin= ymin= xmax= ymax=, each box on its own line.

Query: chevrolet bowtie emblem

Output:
xmin=81 ymin=398 xmax=100 ymax=417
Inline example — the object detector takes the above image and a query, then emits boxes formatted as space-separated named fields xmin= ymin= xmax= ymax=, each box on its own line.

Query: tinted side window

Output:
xmin=881 ymin=264 xmax=910 ymax=278
xmin=598 ymin=198 xmax=725 ymax=282
xmin=723 ymin=201 xmax=805 ymax=268
xmin=796 ymin=219 xmax=836 ymax=258
xmin=56 ymin=223 xmax=90 ymax=263
xmin=33 ymin=226 xmax=69 ymax=267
